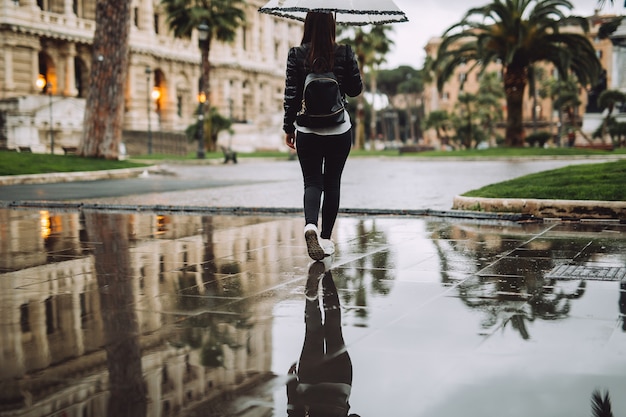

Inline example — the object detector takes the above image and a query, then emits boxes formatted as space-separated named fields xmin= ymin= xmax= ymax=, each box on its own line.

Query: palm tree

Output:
xmin=434 ymin=0 xmax=602 ymax=147
xmin=423 ymin=110 xmax=453 ymax=148
xmin=161 ymin=0 xmax=245 ymax=151
xmin=340 ymin=25 xmax=394 ymax=149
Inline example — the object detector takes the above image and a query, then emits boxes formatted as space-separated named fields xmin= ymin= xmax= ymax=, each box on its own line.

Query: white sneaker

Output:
xmin=304 ymin=224 xmax=324 ymax=261
xmin=319 ymin=238 xmax=335 ymax=255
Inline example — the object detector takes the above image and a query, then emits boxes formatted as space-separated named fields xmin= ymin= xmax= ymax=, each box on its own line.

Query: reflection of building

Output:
xmin=0 ymin=209 xmax=303 ymax=416
xmin=0 ymin=0 xmax=301 ymax=153
xmin=422 ymin=13 xmax=617 ymax=147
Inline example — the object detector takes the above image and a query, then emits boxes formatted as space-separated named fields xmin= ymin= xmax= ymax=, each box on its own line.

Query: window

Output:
xmin=154 ymin=14 xmax=159 ymax=34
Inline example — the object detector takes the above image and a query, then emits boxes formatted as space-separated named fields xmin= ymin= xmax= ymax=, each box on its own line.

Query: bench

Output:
xmin=221 ymin=146 xmax=237 ymax=164
xmin=62 ymin=146 xmax=79 ymax=155
xmin=18 ymin=146 xmax=32 ymax=153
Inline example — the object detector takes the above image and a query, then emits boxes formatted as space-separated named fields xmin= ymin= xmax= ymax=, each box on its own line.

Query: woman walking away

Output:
xmin=283 ymin=11 xmax=363 ymax=261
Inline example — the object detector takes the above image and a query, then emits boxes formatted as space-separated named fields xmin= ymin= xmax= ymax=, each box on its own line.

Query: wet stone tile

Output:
xmin=1 ymin=207 xmax=626 ymax=417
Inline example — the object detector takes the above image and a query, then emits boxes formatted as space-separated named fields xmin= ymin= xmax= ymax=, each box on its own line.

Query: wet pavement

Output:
xmin=1 ymin=207 xmax=625 ymax=417
xmin=1 ymin=157 xmax=619 ymax=210
xmin=1 ymin=157 xmax=626 ymax=417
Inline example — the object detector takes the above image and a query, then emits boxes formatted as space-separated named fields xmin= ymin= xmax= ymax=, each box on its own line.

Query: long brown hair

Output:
xmin=301 ymin=12 xmax=336 ymax=72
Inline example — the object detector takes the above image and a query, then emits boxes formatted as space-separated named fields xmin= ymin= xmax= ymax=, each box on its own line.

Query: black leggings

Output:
xmin=296 ymin=129 xmax=352 ymax=239
xmin=298 ymin=272 xmax=352 ymax=385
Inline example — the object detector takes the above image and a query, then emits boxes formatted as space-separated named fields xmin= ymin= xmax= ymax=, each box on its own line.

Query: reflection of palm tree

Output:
xmin=335 ymin=220 xmax=394 ymax=323
xmin=85 ymin=212 xmax=147 ymax=417
xmin=430 ymin=222 xmax=591 ymax=340
xmin=591 ymin=389 xmax=613 ymax=417
xmin=619 ymin=281 xmax=626 ymax=332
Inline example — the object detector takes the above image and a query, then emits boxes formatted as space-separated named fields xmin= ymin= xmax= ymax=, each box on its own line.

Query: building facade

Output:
xmin=0 ymin=0 xmax=300 ymax=153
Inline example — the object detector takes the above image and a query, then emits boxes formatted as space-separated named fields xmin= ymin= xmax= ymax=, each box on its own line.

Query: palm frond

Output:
xmin=591 ymin=389 xmax=613 ymax=417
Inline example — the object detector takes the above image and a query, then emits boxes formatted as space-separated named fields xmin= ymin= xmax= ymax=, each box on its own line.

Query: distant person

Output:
xmin=286 ymin=262 xmax=360 ymax=417
xmin=283 ymin=11 xmax=363 ymax=260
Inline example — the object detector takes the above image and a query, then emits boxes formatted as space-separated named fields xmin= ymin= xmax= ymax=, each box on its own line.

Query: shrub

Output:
xmin=525 ymin=131 xmax=552 ymax=147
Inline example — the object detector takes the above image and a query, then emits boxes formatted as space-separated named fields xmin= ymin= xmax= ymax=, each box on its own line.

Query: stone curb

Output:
xmin=453 ymin=195 xmax=626 ymax=221
xmin=0 ymin=166 xmax=160 ymax=186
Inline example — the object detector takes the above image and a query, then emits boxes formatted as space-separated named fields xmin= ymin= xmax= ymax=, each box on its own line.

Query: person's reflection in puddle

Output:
xmin=286 ymin=261 xmax=360 ymax=417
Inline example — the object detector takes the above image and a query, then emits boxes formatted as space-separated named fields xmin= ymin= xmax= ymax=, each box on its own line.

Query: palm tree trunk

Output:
xmin=504 ymin=65 xmax=527 ymax=147
xmin=80 ymin=1 xmax=132 ymax=159
xmin=370 ymin=73 xmax=378 ymax=142
xmin=353 ymin=53 xmax=366 ymax=150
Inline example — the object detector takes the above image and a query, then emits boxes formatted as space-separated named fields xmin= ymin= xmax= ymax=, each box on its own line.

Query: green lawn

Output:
xmin=462 ymin=159 xmax=626 ymax=201
xmin=0 ymin=152 xmax=147 ymax=176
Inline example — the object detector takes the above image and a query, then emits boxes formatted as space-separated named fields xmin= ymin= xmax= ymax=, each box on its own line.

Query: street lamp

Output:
xmin=196 ymin=21 xmax=209 ymax=159
xmin=145 ymin=66 xmax=153 ymax=155
xmin=196 ymin=92 xmax=206 ymax=159
xmin=36 ymin=75 xmax=54 ymax=154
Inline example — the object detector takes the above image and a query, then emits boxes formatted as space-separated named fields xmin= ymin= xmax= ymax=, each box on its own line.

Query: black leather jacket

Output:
xmin=283 ymin=43 xmax=363 ymax=133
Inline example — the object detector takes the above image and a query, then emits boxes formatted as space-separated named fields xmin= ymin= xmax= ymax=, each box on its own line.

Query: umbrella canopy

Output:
xmin=258 ymin=0 xmax=408 ymax=26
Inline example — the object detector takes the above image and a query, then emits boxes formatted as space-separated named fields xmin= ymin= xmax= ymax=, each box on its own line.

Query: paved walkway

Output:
xmin=2 ymin=156 xmax=625 ymax=218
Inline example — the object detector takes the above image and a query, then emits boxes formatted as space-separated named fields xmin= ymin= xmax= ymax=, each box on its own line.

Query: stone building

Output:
xmin=0 ymin=0 xmax=301 ymax=154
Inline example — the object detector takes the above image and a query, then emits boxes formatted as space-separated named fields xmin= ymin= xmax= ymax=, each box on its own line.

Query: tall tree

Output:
xmin=377 ymin=66 xmax=424 ymax=141
xmin=339 ymin=25 xmax=394 ymax=149
xmin=161 ymin=0 xmax=245 ymax=152
xmin=79 ymin=1 xmax=132 ymax=159
xmin=434 ymin=0 xmax=601 ymax=147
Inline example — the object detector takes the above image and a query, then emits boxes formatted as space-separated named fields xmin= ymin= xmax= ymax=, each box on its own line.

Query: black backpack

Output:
xmin=296 ymin=56 xmax=345 ymax=128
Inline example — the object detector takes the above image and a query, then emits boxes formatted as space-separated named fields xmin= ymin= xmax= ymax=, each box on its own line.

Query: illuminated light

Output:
xmin=151 ymin=87 xmax=161 ymax=101
xmin=40 ymin=210 xmax=51 ymax=239
xmin=198 ymin=92 xmax=206 ymax=103
xmin=36 ymin=74 xmax=46 ymax=91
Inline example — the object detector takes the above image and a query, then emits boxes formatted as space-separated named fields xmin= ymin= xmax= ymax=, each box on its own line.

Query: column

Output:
xmin=63 ymin=0 xmax=74 ymax=15
xmin=3 ymin=47 xmax=14 ymax=91
xmin=62 ymin=43 xmax=78 ymax=96
xmin=31 ymin=48 xmax=39 ymax=94
xmin=139 ymin=0 xmax=154 ymax=32
xmin=21 ymin=0 xmax=38 ymax=9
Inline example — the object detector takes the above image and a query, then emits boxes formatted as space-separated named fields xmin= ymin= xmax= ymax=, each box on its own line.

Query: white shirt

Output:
xmin=295 ymin=110 xmax=352 ymax=136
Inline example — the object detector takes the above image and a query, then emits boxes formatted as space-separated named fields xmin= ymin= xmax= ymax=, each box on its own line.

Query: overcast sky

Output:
xmin=384 ymin=0 xmax=624 ymax=69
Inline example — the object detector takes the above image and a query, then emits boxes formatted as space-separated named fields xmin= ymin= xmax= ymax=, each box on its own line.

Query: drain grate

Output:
xmin=546 ymin=264 xmax=626 ymax=281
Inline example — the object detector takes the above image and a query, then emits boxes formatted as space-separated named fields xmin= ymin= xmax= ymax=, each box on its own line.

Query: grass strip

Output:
xmin=462 ymin=159 xmax=626 ymax=201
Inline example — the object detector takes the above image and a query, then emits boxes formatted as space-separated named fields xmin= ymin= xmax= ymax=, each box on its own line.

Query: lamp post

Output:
xmin=196 ymin=21 xmax=209 ymax=159
xmin=145 ymin=66 xmax=153 ymax=155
